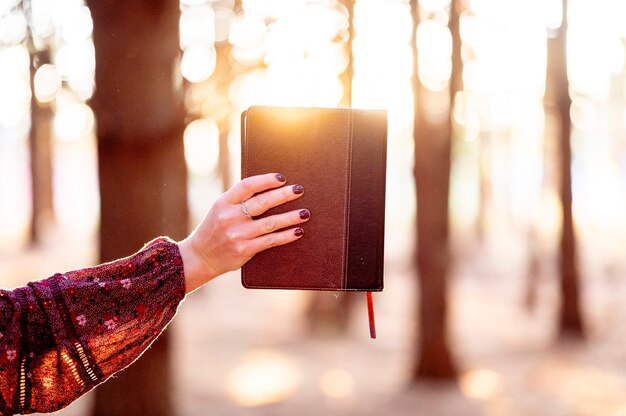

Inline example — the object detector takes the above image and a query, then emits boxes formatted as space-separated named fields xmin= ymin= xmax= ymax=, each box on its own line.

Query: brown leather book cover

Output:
xmin=241 ymin=106 xmax=387 ymax=292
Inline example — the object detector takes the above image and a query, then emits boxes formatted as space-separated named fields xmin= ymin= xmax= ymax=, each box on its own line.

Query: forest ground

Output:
xmin=3 ymin=223 xmax=626 ymax=416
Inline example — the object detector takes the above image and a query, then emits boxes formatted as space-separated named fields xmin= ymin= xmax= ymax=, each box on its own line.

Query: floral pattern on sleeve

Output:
xmin=0 ymin=237 xmax=186 ymax=415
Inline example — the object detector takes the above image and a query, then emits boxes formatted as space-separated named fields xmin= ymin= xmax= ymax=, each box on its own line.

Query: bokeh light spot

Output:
xmin=183 ymin=118 xmax=219 ymax=176
xmin=227 ymin=350 xmax=300 ymax=407
xmin=181 ymin=45 xmax=217 ymax=83
xmin=459 ymin=369 xmax=502 ymax=400
xmin=53 ymin=103 xmax=94 ymax=142
xmin=34 ymin=64 xmax=62 ymax=103
xmin=319 ymin=369 xmax=355 ymax=399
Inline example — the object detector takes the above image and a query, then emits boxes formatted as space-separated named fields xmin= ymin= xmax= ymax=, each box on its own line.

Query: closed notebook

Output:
xmin=240 ymin=106 xmax=387 ymax=293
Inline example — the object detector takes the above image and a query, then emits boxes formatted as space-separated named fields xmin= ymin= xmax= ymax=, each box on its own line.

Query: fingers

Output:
xmin=244 ymin=208 xmax=310 ymax=239
xmin=226 ymin=173 xmax=286 ymax=203
xmin=243 ymin=208 xmax=309 ymax=257
xmin=247 ymin=226 xmax=305 ymax=256
xmin=244 ymin=184 xmax=304 ymax=217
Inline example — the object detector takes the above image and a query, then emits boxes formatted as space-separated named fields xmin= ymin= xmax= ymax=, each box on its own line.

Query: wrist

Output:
xmin=178 ymin=238 xmax=219 ymax=294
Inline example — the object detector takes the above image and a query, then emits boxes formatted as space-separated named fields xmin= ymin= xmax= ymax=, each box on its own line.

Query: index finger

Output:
xmin=225 ymin=173 xmax=287 ymax=203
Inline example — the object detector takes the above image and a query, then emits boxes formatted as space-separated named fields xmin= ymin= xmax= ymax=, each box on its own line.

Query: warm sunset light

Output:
xmin=2 ymin=0 xmax=626 ymax=414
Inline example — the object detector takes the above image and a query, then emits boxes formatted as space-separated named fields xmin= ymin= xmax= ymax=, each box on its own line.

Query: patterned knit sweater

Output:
xmin=0 ymin=237 xmax=186 ymax=415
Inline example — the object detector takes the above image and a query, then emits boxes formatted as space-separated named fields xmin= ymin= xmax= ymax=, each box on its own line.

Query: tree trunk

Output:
xmin=87 ymin=0 xmax=188 ymax=414
xmin=28 ymin=49 xmax=54 ymax=245
xmin=410 ymin=0 xmax=459 ymax=380
xmin=546 ymin=0 xmax=584 ymax=338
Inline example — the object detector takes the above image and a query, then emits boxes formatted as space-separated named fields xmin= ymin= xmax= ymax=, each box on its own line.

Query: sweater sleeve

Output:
xmin=0 ymin=237 xmax=186 ymax=415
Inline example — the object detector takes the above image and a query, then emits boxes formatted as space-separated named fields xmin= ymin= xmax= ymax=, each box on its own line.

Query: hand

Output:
xmin=178 ymin=173 xmax=309 ymax=293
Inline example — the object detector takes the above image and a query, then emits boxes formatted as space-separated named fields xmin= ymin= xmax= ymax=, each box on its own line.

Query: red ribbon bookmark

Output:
xmin=366 ymin=291 xmax=376 ymax=339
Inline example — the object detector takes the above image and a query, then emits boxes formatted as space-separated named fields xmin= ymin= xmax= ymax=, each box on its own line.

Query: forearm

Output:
xmin=0 ymin=237 xmax=186 ymax=415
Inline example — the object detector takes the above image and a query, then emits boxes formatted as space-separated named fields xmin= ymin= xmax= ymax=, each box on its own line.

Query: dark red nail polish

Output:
xmin=299 ymin=209 xmax=310 ymax=220
xmin=294 ymin=227 xmax=304 ymax=236
xmin=275 ymin=173 xmax=286 ymax=182
xmin=292 ymin=184 xmax=304 ymax=194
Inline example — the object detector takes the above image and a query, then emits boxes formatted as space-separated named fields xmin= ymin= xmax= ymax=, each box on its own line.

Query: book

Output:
xmin=240 ymin=106 xmax=387 ymax=294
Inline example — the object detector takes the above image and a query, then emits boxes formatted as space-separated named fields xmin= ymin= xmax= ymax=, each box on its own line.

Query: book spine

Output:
xmin=345 ymin=110 xmax=387 ymax=291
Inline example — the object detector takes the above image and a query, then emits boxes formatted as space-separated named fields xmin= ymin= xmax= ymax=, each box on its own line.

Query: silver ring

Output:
xmin=241 ymin=201 xmax=251 ymax=218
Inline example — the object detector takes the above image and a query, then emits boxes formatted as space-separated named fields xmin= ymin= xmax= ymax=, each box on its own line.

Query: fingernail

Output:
xmin=299 ymin=209 xmax=310 ymax=220
xmin=294 ymin=227 xmax=304 ymax=236
xmin=275 ymin=173 xmax=286 ymax=182
xmin=292 ymin=184 xmax=304 ymax=194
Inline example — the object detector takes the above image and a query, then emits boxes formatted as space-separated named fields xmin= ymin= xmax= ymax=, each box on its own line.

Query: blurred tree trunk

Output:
xmin=410 ymin=0 xmax=460 ymax=380
xmin=306 ymin=0 xmax=356 ymax=335
xmin=546 ymin=0 xmax=584 ymax=338
xmin=524 ymin=228 xmax=542 ymax=311
xmin=28 ymin=49 xmax=54 ymax=245
xmin=88 ymin=0 xmax=188 ymax=415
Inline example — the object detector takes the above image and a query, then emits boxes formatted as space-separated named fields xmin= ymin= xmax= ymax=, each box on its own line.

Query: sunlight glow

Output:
xmin=183 ymin=118 xmax=220 ymax=176
xmin=264 ymin=60 xmax=343 ymax=107
xmin=307 ymin=42 xmax=349 ymax=76
xmin=264 ymin=60 xmax=312 ymax=107
xmin=299 ymin=2 xmax=348 ymax=43
xmin=227 ymin=1 xmax=347 ymax=108
xmin=228 ymin=69 xmax=267 ymax=110
xmin=228 ymin=350 xmax=300 ymax=407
